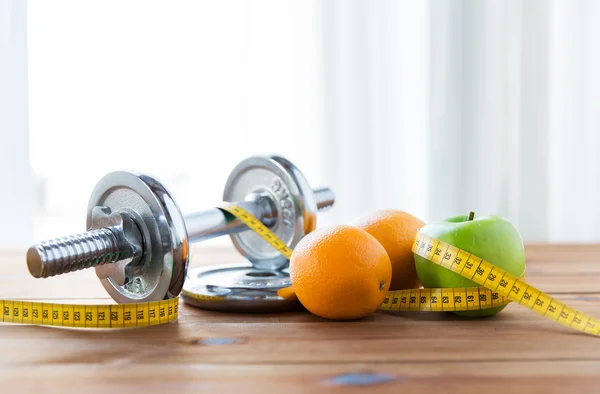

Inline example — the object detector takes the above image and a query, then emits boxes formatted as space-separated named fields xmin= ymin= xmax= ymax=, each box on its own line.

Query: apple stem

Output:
xmin=467 ymin=211 xmax=475 ymax=221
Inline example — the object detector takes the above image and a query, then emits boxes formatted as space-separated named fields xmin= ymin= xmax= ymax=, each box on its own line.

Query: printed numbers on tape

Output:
xmin=401 ymin=233 xmax=600 ymax=336
xmin=0 ymin=298 xmax=178 ymax=328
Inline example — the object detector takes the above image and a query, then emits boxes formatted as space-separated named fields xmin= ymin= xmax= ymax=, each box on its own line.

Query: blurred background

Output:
xmin=1 ymin=0 xmax=599 ymax=247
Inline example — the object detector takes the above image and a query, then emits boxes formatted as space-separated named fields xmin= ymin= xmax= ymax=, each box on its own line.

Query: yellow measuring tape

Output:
xmin=218 ymin=203 xmax=294 ymax=260
xmin=218 ymin=204 xmax=508 ymax=311
xmin=0 ymin=298 xmax=178 ymax=328
xmin=0 ymin=203 xmax=281 ymax=329
xmin=4 ymin=202 xmax=599 ymax=335
xmin=219 ymin=204 xmax=600 ymax=337
xmin=380 ymin=287 xmax=509 ymax=312
xmin=0 ymin=203 xmax=278 ymax=329
xmin=404 ymin=233 xmax=600 ymax=335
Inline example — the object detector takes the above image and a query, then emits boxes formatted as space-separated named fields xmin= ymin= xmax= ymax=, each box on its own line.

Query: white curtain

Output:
xmin=25 ymin=0 xmax=322 ymax=243
xmin=316 ymin=0 xmax=600 ymax=243
xmin=3 ymin=0 xmax=599 ymax=245
xmin=0 ymin=0 xmax=33 ymax=246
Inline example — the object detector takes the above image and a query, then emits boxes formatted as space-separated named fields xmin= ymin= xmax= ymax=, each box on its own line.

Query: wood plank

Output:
xmin=0 ymin=362 xmax=599 ymax=394
xmin=2 ymin=245 xmax=600 ymax=393
xmin=525 ymin=243 xmax=600 ymax=262
xmin=520 ymin=275 xmax=600 ymax=293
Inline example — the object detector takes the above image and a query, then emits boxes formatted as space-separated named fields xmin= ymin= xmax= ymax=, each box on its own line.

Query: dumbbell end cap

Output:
xmin=26 ymin=246 xmax=44 ymax=278
xmin=313 ymin=187 xmax=335 ymax=211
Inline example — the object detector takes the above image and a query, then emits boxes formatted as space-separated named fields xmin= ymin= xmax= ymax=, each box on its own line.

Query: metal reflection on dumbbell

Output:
xmin=26 ymin=155 xmax=334 ymax=311
xmin=181 ymin=264 xmax=296 ymax=312
xmin=181 ymin=156 xmax=334 ymax=312
xmin=27 ymin=172 xmax=188 ymax=304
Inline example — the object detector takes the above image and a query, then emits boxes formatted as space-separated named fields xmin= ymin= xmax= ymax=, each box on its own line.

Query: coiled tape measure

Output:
xmin=2 ymin=203 xmax=600 ymax=336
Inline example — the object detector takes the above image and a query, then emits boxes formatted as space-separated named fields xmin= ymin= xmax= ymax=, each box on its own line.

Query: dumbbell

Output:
xmin=26 ymin=155 xmax=334 ymax=309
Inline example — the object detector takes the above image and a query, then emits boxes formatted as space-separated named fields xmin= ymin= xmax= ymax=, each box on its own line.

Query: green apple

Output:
xmin=414 ymin=212 xmax=525 ymax=317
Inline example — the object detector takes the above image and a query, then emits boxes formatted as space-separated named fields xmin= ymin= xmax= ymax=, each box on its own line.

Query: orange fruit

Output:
xmin=276 ymin=286 xmax=298 ymax=301
xmin=289 ymin=225 xmax=391 ymax=320
xmin=355 ymin=209 xmax=425 ymax=290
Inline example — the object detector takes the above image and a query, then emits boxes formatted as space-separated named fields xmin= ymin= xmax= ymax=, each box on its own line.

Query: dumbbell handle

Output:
xmin=27 ymin=187 xmax=334 ymax=279
xmin=184 ymin=187 xmax=335 ymax=243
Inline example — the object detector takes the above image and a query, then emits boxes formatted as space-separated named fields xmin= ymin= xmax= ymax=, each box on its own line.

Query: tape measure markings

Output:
xmin=413 ymin=233 xmax=600 ymax=336
xmin=220 ymin=203 xmax=502 ymax=313
xmin=221 ymin=203 xmax=600 ymax=336
xmin=218 ymin=204 xmax=294 ymax=259
xmin=7 ymin=203 xmax=599 ymax=334
xmin=0 ymin=298 xmax=178 ymax=328
xmin=0 ymin=203 xmax=288 ymax=329
xmin=380 ymin=287 xmax=510 ymax=312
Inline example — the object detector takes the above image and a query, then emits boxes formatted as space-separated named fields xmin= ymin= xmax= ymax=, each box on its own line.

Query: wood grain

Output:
xmin=1 ymin=244 xmax=600 ymax=393
xmin=1 ymin=362 xmax=600 ymax=394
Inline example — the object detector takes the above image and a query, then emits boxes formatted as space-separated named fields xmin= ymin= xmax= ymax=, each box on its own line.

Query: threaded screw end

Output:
xmin=313 ymin=187 xmax=335 ymax=211
xmin=27 ymin=228 xmax=123 ymax=278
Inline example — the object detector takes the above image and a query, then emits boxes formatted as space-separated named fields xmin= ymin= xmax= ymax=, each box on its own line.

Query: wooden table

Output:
xmin=1 ymin=245 xmax=600 ymax=393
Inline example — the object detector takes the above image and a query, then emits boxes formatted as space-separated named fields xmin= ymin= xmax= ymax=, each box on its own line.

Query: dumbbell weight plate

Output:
xmin=223 ymin=155 xmax=318 ymax=271
xmin=181 ymin=265 xmax=301 ymax=312
xmin=86 ymin=172 xmax=188 ymax=303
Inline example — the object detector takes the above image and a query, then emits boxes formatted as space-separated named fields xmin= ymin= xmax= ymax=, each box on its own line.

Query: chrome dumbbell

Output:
xmin=26 ymin=155 xmax=334 ymax=310
xmin=181 ymin=156 xmax=333 ymax=312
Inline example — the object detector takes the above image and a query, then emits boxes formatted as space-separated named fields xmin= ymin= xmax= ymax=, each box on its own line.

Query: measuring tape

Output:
xmin=0 ymin=297 xmax=178 ymax=328
xmin=218 ymin=204 xmax=294 ymax=260
xmin=4 ymin=203 xmax=599 ymax=335
xmin=219 ymin=204 xmax=600 ymax=337
xmin=405 ymin=233 xmax=600 ymax=335
xmin=0 ymin=202 xmax=285 ymax=329
xmin=218 ymin=204 xmax=507 ymax=311
xmin=380 ymin=287 xmax=510 ymax=312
